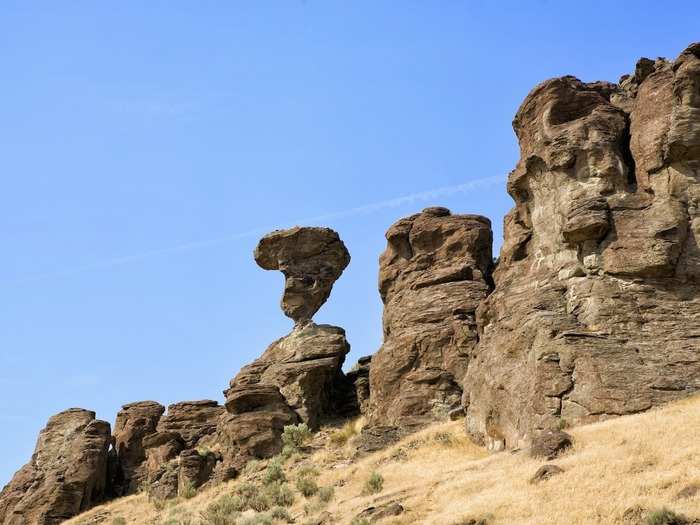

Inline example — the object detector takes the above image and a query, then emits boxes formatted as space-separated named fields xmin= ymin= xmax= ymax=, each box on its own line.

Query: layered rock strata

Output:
xmin=216 ymin=227 xmax=352 ymax=468
xmin=0 ymin=409 xmax=111 ymax=525
xmin=463 ymin=43 xmax=700 ymax=450
xmin=367 ymin=207 xmax=493 ymax=429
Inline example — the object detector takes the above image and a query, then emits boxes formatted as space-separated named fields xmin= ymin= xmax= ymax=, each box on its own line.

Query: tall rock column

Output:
xmin=463 ymin=43 xmax=700 ymax=452
xmin=216 ymin=227 xmax=352 ymax=469
xmin=367 ymin=207 xmax=493 ymax=430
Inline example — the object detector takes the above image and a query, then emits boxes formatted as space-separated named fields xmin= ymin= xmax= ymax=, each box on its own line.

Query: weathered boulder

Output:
xmin=463 ymin=43 xmax=700 ymax=451
xmin=112 ymin=400 xmax=164 ymax=495
xmin=367 ymin=207 xmax=493 ymax=429
xmin=345 ymin=355 xmax=372 ymax=415
xmin=529 ymin=430 xmax=572 ymax=460
xmin=254 ymin=226 xmax=350 ymax=325
xmin=0 ymin=409 xmax=111 ymax=525
xmin=530 ymin=464 xmax=564 ymax=484
xmin=156 ymin=400 xmax=223 ymax=449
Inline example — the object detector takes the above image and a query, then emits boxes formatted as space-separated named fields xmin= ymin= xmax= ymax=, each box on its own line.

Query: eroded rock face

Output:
xmin=254 ymin=227 xmax=350 ymax=325
xmin=156 ymin=400 xmax=223 ymax=449
xmin=463 ymin=43 xmax=700 ymax=451
xmin=112 ymin=401 xmax=164 ymax=495
xmin=217 ymin=323 xmax=350 ymax=466
xmin=0 ymin=409 xmax=111 ymax=525
xmin=368 ymin=207 xmax=493 ymax=429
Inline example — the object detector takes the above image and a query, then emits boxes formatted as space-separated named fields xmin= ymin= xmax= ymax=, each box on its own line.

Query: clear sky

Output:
xmin=1 ymin=1 xmax=698 ymax=485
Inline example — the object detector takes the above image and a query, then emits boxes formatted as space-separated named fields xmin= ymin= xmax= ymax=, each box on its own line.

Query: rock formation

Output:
xmin=0 ymin=409 xmax=111 ymax=525
xmin=111 ymin=401 xmax=164 ymax=495
xmin=254 ymin=227 xmax=350 ymax=326
xmin=463 ymin=43 xmax=700 ymax=451
xmin=216 ymin=227 xmax=352 ymax=469
xmin=367 ymin=207 xmax=493 ymax=429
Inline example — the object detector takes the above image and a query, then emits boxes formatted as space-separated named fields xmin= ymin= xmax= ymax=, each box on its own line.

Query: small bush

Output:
xmin=350 ymin=519 xmax=370 ymax=525
xmin=200 ymin=494 xmax=242 ymax=525
xmin=265 ymin=458 xmax=286 ymax=485
xmin=180 ymin=481 xmax=197 ymax=499
xmin=646 ymin=508 xmax=689 ymax=525
xmin=317 ymin=485 xmax=334 ymax=503
xmin=296 ymin=476 xmax=319 ymax=498
xmin=281 ymin=423 xmax=312 ymax=451
xmin=296 ymin=465 xmax=319 ymax=479
xmin=266 ymin=482 xmax=295 ymax=507
xmin=270 ymin=506 xmax=293 ymax=522
xmin=236 ymin=482 xmax=259 ymax=500
xmin=111 ymin=519 xmax=127 ymax=525
xmin=248 ymin=491 xmax=272 ymax=512
xmin=363 ymin=471 xmax=384 ymax=495
xmin=433 ymin=431 xmax=455 ymax=447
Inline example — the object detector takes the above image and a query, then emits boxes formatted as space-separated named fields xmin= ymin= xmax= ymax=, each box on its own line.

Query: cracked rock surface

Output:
xmin=463 ymin=43 xmax=700 ymax=451
xmin=367 ymin=207 xmax=493 ymax=429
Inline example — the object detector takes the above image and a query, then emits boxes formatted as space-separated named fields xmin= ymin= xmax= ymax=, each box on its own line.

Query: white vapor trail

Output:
xmin=7 ymin=174 xmax=505 ymax=285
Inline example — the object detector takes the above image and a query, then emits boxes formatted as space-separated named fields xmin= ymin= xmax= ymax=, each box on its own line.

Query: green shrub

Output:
xmin=296 ymin=465 xmax=319 ymax=479
xmin=264 ymin=458 xmax=286 ymax=485
xmin=265 ymin=482 xmax=295 ymax=507
xmin=200 ymin=494 xmax=242 ymax=525
xmin=646 ymin=508 xmax=689 ymax=525
xmin=111 ymin=519 xmax=127 ymax=525
xmin=296 ymin=476 xmax=319 ymax=498
xmin=317 ymin=485 xmax=334 ymax=503
xmin=350 ymin=519 xmax=370 ymax=525
xmin=363 ymin=471 xmax=384 ymax=495
xmin=235 ymin=482 xmax=259 ymax=500
xmin=281 ymin=423 xmax=312 ymax=451
xmin=270 ymin=506 xmax=293 ymax=522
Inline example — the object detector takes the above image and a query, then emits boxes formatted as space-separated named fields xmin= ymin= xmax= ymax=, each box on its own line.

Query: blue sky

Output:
xmin=1 ymin=1 xmax=698 ymax=485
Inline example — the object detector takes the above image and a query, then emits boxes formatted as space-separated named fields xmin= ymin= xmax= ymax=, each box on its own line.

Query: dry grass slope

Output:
xmin=66 ymin=396 xmax=700 ymax=525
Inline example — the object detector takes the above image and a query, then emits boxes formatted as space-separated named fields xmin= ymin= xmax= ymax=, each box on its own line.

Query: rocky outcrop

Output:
xmin=216 ymin=227 xmax=352 ymax=469
xmin=0 ymin=409 xmax=111 ymax=525
xmin=156 ymin=400 xmax=223 ymax=449
xmin=367 ymin=207 xmax=493 ymax=429
xmin=463 ymin=43 xmax=700 ymax=451
xmin=254 ymin=227 xmax=350 ymax=326
xmin=111 ymin=401 xmax=164 ymax=495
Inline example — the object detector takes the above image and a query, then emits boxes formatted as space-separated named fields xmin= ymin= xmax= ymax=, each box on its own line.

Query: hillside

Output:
xmin=65 ymin=395 xmax=700 ymax=525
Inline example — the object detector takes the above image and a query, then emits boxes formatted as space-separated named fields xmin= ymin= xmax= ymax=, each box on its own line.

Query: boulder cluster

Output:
xmin=2 ymin=43 xmax=699 ymax=524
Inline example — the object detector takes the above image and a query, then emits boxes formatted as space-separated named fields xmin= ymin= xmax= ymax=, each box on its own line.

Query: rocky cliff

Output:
xmin=463 ymin=43 xmax=700 ymax=451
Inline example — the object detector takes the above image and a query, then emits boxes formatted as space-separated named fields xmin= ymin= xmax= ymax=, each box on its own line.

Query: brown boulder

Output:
xmin=530 ymin=464 xmax=564 ymax=484
xmin=530 ymin=430 xmax=572 ymax=460
xmin=368 ymin=207 xmax=493 ymax=429
xmin=254 ymin=226 xmax=350 ymax=325
xmin=463 ymin=43 xmax=700 ymax=451
xmin=112 ymin=400 xmax=164 ymax=495
xmin=0 ymin=409 xmax=111 ymax=525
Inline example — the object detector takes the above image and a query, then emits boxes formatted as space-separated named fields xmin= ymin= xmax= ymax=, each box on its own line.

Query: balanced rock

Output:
xmin=217 ymin=227 xmax=352 ymax=468
xmin=254 ymin=227 xmax=350 ymax=325
xmin=463 ymin=43 xmax=700 ymax=451
xmin=368 ymin=207 xmax=493 ymax=429
xmin=0 ymin=409 xmax=111 ymax=525
xmin=111 ymin=400 xmax=164 ymax=495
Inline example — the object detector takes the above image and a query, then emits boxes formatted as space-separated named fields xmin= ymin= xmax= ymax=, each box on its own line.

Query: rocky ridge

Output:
xmin=2 ymin=43 xmax=699 ymax=524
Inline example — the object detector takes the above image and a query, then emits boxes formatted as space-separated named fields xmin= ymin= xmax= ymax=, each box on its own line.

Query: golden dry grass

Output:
xmin=66 ymin=395 xmax=700 ymax=525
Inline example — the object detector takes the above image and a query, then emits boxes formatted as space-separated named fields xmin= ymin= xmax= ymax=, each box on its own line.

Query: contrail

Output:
xmin=6 ymin=174 xmax=505 ymax=285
